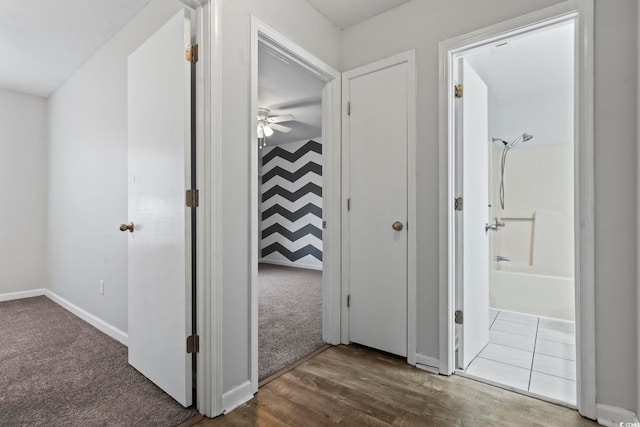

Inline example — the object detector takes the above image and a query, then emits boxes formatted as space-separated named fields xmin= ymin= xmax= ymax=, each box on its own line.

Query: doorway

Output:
xmin=256 ymin=39 xmax=326 ymax=381
xmin=439 ymin=0 xmax=596 ymax=418
xmin=457 ymin=21 xmax=577 ymax=406
xmin=249 ymin=18 xmax=341 ymax=391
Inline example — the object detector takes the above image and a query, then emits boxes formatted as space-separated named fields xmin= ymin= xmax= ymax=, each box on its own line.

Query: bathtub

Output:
xmin=491 ymin=268 xmax=575 ymax=321
xmin=491 ymin=209 xmax=575 ymax=321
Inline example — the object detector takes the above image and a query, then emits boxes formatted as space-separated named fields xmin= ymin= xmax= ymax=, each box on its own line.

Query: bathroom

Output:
xmin=462 ymin=21 xmax=577 ymax=405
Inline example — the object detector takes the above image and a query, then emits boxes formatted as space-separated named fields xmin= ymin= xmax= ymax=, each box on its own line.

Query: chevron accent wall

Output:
xmin=260 ymin=139 xmax=322 ymax=269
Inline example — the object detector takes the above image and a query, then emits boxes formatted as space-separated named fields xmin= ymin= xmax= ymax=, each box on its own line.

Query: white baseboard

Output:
xmin=415 ymin=353 xmax=440 ymax=374
xmin=0 ymin=288 xmax=46 ymax=302
xmin=222 ymin=380 xmax=253 ymax=414
xmin=45 ymin=290 xmax=128 ymax=347
xmin=597 ymin=404 xmax=639 ymax=426
xmin=258 ymin=258 xmax=322 ymax=271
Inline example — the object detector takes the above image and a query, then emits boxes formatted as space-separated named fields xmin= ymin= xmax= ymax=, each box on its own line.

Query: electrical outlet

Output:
xmin=99 ymin=280 xmax=105 ymax=295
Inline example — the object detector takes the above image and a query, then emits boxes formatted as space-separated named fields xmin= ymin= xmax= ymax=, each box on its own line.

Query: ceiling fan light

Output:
xmin=257 ymin=123 xmax=265 ymax=139
xmin=263 ymin=125 xmax=274 ymax=137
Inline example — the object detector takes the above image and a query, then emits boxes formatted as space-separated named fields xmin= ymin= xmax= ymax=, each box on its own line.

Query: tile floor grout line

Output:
xmin=475 ymin=355 xmax=532 ymax=372
xmin=527 ymin=317 xmax=540 ymax=391
xmin=536 ymin=336 xmax=577 ymax=346
xmin=533 ymin=350 xmax=576 ymax=362
xmin=465 ymin=341 xmax=490 ymax=373
xmin=489 ymin=312 xmax=499 ymax=329
xmin=495 ymin=315 xmax=539 ymax=327
xmin=538 ymin=326 xmax=576 ymax=333
xmin=487 ymin=337 xmax=535 ymax=353
xmin=530 ymin=367 xmax=577 ymax=382
xmin=491 ymin=325 xmax=538 ymax=339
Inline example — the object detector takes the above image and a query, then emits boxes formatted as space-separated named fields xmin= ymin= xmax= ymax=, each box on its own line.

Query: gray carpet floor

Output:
xmin=0 ymin=296 xmax=197 ymax=427
xmin=258 ymin=263 xmax=324 ymax=380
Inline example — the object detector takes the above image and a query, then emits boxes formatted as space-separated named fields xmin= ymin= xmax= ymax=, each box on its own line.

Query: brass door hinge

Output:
xmin=455 ymin=84 xmax=463 ymax=98
xmin=455 ymin=310 xmax=463 ymax=325
xmin=186 ymin=43 xmax=199 ymax=64
xmin=454 ymin=197 xmax=463 ymax=211
xmin=187 ymin=335 xmax=199 ymax=353
xmin=186 ymin=189 xmax=199 ymax=208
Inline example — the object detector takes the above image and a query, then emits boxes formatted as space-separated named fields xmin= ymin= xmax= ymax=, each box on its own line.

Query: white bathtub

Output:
xmin=491 ymin=269 xmax=574 ymax=321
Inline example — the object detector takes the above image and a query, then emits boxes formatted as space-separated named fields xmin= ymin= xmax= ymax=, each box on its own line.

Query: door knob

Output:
xmin=484 ymin=217 xmax=505 ymax=233
xmin=392 ymin=221 xmax=404 ymax=231
xmin=120 ymin=222 xmax=134 ymax=233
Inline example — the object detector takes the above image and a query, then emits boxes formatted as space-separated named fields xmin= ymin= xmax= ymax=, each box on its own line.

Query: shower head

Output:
xmin=507 ymin=133 xmax=534 ymax=149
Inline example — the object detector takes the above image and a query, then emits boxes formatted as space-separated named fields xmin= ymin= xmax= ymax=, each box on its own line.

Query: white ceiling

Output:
xmin=258 ymin=44 xmax=324 ymax=146
xmin=466 ymin=21 xmax=574 ymax=102
xmin=0 ymin=0 xmax=150 ymax=97
xmin=305 ymin=0 xmax=410 ymax=29
xmin=0 ymin=0 xmax=412 ymax=98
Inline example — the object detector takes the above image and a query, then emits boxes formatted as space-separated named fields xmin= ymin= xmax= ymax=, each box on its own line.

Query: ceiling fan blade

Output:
xmin=269 ymin=123 xmax=292 ymax=133
xmin=268 ymin=114 xmax=295 ymax=124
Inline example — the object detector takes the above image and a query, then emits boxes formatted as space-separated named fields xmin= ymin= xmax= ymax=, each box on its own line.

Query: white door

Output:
xmin=127 ymin=10 xmax=193 ymax=407
xmin=456 ymin=58 xmax=490 ymax=369
xmin=343 ymin=56 xmax=409 ymax=357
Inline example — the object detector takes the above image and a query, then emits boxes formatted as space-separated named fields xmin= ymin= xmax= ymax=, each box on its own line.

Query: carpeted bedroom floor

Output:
xmin=258 ymin=263 xmax=325 ymax=381
xmin=0 ymin=296 xmax=197 ymax=427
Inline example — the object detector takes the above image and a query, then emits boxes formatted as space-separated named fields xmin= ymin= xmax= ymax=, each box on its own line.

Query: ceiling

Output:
xmin=258 ymin=44 xmax=324 ymax=146
xmin=0 ymin=0 xmax=149 ymax=97
xmin=305 ymin=0 xmax=410 ymax=29
xmin=0 ymin=0 xmax=411 ymax=98
xmin=466 ymin=21 xmax=574 ymax=102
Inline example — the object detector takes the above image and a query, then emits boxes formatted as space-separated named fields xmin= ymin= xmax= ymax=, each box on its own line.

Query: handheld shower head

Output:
xmin=498 ymin=132 xmax=533 ymax=210
xmin=507 ymin=133 xmax=534 ymax=148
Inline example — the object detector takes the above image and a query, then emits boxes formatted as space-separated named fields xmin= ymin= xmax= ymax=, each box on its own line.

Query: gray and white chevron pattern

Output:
xmin=260 ymin=139 xmax=322 ymax=269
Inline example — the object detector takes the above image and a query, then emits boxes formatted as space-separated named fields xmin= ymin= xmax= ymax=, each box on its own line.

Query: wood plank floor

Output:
xmin=193 ymin=344 xmax=597 ymax=426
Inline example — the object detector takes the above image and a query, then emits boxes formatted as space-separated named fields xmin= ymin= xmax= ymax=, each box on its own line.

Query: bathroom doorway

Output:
xmin=438 ymin=1 xmax=597 ymax=409
xmin=459 ymin=21 xmax=577 ymax=406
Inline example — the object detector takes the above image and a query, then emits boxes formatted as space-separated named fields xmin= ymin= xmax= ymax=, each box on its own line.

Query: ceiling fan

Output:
xmin=257 ymin=107 xmax=295 ymax=140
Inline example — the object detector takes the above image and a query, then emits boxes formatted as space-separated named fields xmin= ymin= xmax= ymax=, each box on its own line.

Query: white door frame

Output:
xmin=179 ymin=0 xmax=223 ymax=417
xmin=249 ymin=17 xmax=342 ymax=393
xmin=438 ymin=0 xmax=595 ymax=418
xmin=341 ymin=51 xmax=418 ymax=365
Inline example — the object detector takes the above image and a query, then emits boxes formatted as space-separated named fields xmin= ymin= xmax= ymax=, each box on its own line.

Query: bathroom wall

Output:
xmin=490 ymin=89 xmax=575 ymax=278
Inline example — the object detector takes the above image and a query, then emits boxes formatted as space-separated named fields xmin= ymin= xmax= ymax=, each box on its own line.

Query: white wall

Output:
xmin=341 ymin=0 xmax=638 ymax=413
xmin=47 ymin=0 xmax=184 ymax=333
xmin=217 ymin=0 xmax=340 ymax=394
xmin=637 ymin=0 xmax=640 ymax=416
xmin=594 ymin=0 xmax=638 ymax=413
xmin=490 ymin=91 xmax=574 ymax=278
xmin=0 ymin=89 xmax=47 ymax=295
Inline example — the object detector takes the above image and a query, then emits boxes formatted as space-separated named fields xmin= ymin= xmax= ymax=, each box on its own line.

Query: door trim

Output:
xmin=438 ymin=0 xmax=595 ymax=419
xmin=179 ymin=0 xmax=223 ymax=417
xmin=249 ymin=17 xmax=342 ymax=393
xmin=341 ymin=50 xmax=417 ymax=365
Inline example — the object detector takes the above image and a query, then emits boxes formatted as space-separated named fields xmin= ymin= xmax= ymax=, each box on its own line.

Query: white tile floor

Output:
xmin=465 ymin=309 xmax=577 ymax=405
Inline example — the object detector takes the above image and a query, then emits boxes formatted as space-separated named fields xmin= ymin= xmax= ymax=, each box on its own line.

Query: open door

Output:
xmin=126 ymin=10 xmax=193 ymax=407
xmin=456 ymin=58 xmax=490 ymax=370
